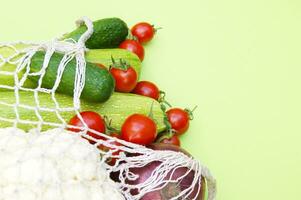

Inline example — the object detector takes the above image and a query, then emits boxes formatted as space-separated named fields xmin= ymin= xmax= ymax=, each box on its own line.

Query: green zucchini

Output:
xmin=85 ymin=48 xmax=141 ymax=76
xmin=0 ymin=44 xmax=37 ymax=89
xmin=62 ymin=18 xmax=128 ymax=49
xmin=0 ymin=91 xmax=166 ymax=133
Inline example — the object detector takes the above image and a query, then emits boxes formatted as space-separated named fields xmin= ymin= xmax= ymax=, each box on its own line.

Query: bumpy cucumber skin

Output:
xmin=63 ymin=18 xmax=129 ymax=49
xmin=0 ymin=91 xmax=166 ymax=133
xmin=29 ymin=51 xmax=115 ymax=103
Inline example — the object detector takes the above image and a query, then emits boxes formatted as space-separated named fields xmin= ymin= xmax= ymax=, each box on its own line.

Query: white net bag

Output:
xmin=0 ymin=17 xmax=216 ymax=200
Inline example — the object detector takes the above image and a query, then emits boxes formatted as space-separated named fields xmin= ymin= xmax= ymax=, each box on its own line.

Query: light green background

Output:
xmin=1 ymin=0 xmax=301 ymax=199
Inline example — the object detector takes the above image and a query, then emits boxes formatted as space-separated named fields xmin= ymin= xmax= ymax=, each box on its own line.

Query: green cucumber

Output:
xmin=0 ymin=45 xmax=141 ymax=90
xmin=62 ymin=18 xmax=128 ymax=49
xmin=0 ymin=91 xmax=166 ymax=132
xmin=28 ymin=51 xmax=115 ymax=103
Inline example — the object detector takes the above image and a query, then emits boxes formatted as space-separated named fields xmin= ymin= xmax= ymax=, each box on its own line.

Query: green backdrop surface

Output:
xmin=1 ymin=0 xmax=301 ymax=199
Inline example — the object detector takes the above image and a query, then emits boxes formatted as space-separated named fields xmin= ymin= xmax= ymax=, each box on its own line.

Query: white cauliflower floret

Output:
xmin=0 ymin=128 xmax=124 ymax=200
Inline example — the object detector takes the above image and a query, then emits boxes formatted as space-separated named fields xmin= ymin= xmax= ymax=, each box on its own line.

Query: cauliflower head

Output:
xmin=0 ymin=128 xmax=124 ymax=200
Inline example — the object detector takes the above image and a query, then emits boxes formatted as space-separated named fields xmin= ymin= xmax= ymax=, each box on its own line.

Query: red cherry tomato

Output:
xmin=121 ymin=114 xmax=157 ymax=145
xmin=110 ymin=66 xmax=138 ymax=93
xmin=161 ymin=135 xmax=181 ymax=147
xmin=68 ymin=111 xmax=106 ymax=144
xmin=166 ymin=108 xmax=190 ymax=135
xmin=119 ymin=40 xmax=145 ymax=61
xmin=109 ymin=132 xmax=121 ymax=139
xmin=132 ymin=81 xmax=160 ymax=100
xmin=131 ymin=22 xmax=155 ymax=44
xmin=99 ymin=133 xmax=122 ymax=165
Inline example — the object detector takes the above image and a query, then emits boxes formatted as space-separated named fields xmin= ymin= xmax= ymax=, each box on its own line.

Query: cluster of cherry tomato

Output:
xmin=67 ymin=103 xmax=192 ymax=147
xmin=109 ymin=22 xmax=159 ymax=94
xmin=119 ymin=22 xmax=156 ymax=61
xmin=67 ymin=22 xmax=194 ymax=157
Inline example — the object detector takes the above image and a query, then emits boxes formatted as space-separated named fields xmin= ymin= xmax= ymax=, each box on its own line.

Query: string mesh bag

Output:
xmin=0 ymin=17 xmax=216 ymax=200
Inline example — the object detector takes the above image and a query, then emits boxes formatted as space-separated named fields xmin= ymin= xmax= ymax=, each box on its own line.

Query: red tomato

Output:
xmin=131 ymin=22 xmax=155 ymax=44
xmin=99 ymin=133 xmax=122 ymax=165
xmin=119 ymin=40 xmax=145 ymax=61
xmin=110 ymin=66 xmax=138 ymax=93
xmin=166 ymin=108 xmax=190 ymax=135
xmin=109 ymin=132 xmax=121 ymax=139
xmin=132 ymin=81 xmax=160 ymax=100
xmin=121 ymin=114 xmax=157 ymax=145
xmin=160 ymin=135 xmax=181 ymax=147
xmin=68 ymin=111 xmax=106 ymax=144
